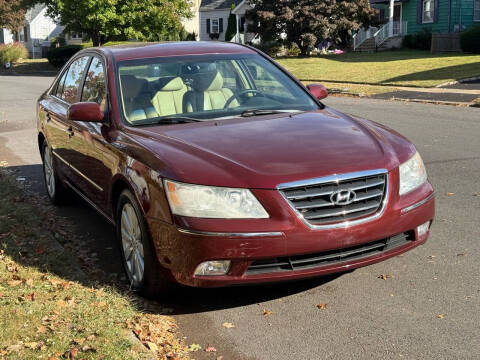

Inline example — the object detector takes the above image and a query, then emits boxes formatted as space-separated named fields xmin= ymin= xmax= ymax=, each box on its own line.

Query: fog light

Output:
xmin=194 ymin=260 xmax=231 ymax=276
xmin=417 ymin=221 xmax=430 ymax=236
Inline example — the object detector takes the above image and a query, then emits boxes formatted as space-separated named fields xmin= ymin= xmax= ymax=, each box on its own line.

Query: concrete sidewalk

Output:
xmin=368 ymin=80 xmax=480 ymax=106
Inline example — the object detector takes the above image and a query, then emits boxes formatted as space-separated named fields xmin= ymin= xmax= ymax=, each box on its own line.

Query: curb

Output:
xmin=436 ymin=75 xmax=480 ymax=88
xmin=329 ymin=92 xmax=477 ymax=107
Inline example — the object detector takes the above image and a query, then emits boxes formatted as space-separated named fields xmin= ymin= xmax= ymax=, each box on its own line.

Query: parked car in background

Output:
xmin=37 ymin=42 xmax=434 ymax=297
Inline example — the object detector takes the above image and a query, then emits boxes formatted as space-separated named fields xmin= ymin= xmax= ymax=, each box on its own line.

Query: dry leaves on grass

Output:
xmin=222 ymin=322 xmax=235 ymax=328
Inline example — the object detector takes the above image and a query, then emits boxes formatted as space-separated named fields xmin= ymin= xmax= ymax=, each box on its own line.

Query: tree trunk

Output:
xmin=91 ymin=31 xmax=101 ymax=47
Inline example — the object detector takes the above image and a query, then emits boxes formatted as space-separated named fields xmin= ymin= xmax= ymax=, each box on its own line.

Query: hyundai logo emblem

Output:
xmin=330 ymin=189 xmax=356 ymax=205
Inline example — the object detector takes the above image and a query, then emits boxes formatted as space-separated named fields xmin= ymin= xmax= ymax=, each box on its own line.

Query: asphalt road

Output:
xmin=1 ymin=75 xmax=479 ymax=360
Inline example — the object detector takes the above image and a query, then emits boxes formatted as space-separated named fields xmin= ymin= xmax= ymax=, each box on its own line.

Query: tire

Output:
xmin=42 ymin=142 xmax=71 ymax=205
xmin=116 ymin=189 xmax=175 ymax=298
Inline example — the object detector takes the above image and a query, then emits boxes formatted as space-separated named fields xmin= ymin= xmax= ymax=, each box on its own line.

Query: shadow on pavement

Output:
xmin=5 ymin=164 xmax=343 ymax=315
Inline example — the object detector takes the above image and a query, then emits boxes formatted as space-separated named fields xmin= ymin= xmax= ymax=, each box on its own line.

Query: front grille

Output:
xmin=246 ymin=231 xmax=414 ymax=275
xmin=280 ymin=171 xmax=387 ymax=225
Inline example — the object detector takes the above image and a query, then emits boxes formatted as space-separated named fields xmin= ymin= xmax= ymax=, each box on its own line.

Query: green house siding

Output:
xmin=372 ymin=0 xmax=479 ymax=34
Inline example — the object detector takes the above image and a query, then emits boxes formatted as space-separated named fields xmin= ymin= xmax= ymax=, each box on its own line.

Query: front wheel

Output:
xmin=116 ymin=189 xmax=175 ymax=298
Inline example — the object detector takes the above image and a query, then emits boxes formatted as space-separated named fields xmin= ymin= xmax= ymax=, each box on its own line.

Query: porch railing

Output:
xmin=353 ymin=27 xmax=377 ymax=50
xmin=375 ymin=21 xmax=408 ymax=46
xmin=353 ymin=21 xmax=408 ymax=50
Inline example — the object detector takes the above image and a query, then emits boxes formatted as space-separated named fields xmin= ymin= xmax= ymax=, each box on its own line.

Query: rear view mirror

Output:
xmin=307 ymin=84 xmax=328 ymax=100
xmin=68 ymin=102 xmax=104 ymax=122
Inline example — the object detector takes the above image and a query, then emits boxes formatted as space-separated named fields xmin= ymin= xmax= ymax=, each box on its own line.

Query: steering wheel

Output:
xmin=223 ymin=89 xmax=265 ymax=109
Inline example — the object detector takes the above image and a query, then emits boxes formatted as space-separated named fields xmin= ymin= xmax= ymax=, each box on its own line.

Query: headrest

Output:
xmin=157 ymin=77 xmax=185 ymax=92
xmin=191 ymin=71 xmax=224 ymax=92
xmin=121 ymin=75 xmax=147 ymax=99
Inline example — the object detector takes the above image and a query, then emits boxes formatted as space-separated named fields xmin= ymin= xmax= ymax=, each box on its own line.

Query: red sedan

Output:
xmin=37 ymin=42 xmax=434 ymax=297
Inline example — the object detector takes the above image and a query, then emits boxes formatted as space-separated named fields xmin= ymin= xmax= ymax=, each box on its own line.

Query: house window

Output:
xmin=70 ymin=32 xmax=82 ymax=40
xmin=475 ymin=0 xmax=480 ymax=21
xmin=211 ymin=19 xmax=219 ymax=33
xmin=422 ymin=0 xmax=434 ymax=23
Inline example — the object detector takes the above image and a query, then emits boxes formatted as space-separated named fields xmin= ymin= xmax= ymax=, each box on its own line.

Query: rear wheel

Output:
xmin=42 ymin=143 xmax=70 ymax=205
xmin=116 ymin=189 xmax=175 ymax=298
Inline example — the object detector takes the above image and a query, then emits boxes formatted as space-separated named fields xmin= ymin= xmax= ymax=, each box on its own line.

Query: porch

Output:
xmin=354 ymin=0 xmax=408 ymax=51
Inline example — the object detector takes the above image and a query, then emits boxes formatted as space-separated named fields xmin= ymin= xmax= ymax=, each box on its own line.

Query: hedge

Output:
xmin=47 ymin=45 xmax=86 ymax=67
xmin=460 ymin=26 xmax=480 ymax=54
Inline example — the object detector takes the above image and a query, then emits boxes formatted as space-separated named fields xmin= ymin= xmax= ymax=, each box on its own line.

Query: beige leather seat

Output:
xmin=120 ymin=75 xmax=158 ymax=122
xmin=151 ymin=77 xmax=190 ymax=116
xmin=185 ymin=71 xmax=239 ymax=112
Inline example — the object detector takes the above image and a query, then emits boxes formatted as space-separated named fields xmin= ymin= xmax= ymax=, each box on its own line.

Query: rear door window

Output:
xmin=61 ymin=56 xmax=89 ymax=104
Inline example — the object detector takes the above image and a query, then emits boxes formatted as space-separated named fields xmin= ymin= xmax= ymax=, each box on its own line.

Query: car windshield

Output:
xmin=117 ymin=53 xmax=319 ymax=126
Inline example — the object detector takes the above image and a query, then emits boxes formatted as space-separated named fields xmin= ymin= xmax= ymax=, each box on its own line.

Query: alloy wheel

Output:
xmin=43 ymin=147 xmax=55 ymax=198
xmin=121 ymin=203 xmax=145 ymax=286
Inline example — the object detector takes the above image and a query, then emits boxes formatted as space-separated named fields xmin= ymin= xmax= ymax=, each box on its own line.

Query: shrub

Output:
xmin=286 ymin=43 xmax=301 ymax=57
xmin=402 ymin=28 xmax=432 ymax=50
xmin=460 ymin=26 xmax=480 ymax=54
xmin=50 ymin=37 xmax=67 ymax=47
xmin=47 ymin=45 xmax=84 ymax=67
xmin=0 ymin=42 xmax=28 ymax=65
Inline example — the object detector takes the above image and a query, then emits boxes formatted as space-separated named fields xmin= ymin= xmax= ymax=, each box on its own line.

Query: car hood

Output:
xmin=128 ymin=108 xmax=416 ymax=189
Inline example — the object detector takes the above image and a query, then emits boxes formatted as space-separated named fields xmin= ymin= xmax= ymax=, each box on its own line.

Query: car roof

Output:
xmin=99 ymin=41 xmax=257 ymax=62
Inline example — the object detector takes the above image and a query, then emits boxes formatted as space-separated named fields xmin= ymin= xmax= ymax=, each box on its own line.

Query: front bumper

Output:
xmin=148 ymin=176 xmax=435 ymax=288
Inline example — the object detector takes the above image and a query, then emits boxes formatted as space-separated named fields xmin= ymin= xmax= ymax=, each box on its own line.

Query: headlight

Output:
xmin=399 ymin=151 xmax=427 ymax=195
xmin=164 ymin=179 xmax=269 ymax=219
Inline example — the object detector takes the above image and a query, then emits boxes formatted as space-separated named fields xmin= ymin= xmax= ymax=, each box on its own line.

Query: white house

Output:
xmin=182 ymin=0 xmax=202 ymax=39
xmin=0 ymin=4 xmax=63 ymax=58
xmin=198 ymin=0 xmax=254 ymax=43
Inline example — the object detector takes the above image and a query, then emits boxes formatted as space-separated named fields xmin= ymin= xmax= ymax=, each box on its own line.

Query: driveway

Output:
xmin=1 ymin=75 xmax=479 ymax=359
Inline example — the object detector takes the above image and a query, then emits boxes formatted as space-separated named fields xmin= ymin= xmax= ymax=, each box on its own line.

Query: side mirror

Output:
xmin=67 ymin=102 xmax=104 ymax=122
xmin=307 ymin=83 xmax=328 ymax=100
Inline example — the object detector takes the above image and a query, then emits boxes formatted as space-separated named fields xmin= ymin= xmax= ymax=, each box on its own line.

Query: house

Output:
xmin=354 ymin=0 xmax=479 ymax=51
xmin=182 ymin=0 xmax=202 ymax=39
xmin=0 ymin=4 xmax=63 ymax=58
xmin=198 ymin=0 xmax=255 ymax=43
xmin=370 ymin=0 xmax=480 ymax=35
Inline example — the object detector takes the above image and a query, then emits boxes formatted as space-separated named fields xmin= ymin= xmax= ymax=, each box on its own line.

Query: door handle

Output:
xmin=67 ymin=126 xmax=74 ymax=139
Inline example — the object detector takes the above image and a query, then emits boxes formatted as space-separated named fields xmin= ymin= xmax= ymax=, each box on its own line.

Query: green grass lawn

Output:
xmin=278 ymin=50 xmax=480 ymax=88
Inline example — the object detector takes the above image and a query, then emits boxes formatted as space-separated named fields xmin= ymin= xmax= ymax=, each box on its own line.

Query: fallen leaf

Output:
xmin=145 ymin=341 xmax=158 ymax=352
xmin=188 ymin=343 xmax=202 ymax=352
xmin=37 ymin=325 xmax=47 ymax=334
xmin=7 ymin=279 xmax=22 ymax=287
xmin=222 ymin=322 xmax=235 ymax=328
xmin=457 ymin=253 xmax=467 ymax=257
xmin=25 ymin=279 xmax=34 ymax=287
xmin=473 ymin=192 xmax=479 ymax=197
xmin=437 ymin=314 xmax=445 ymax=319
xmin=24 ymin=341 xmax=43 ymax=350
xmin=64 ymin=348 xmax=79 ymax=359
xmin=72 ymin=338 xmax=85 ymax=345
xmin=263 ymin=309 xmax=273 ymax=316
xmin=26 ymin=292 xmax=35 ymax=301
xmin=205 ymin=346 xmax=217 ymax=352
xmin=378 ymin=274 xmax=392 ymax=280
xmin=445 ymin=192 xmax=455 ymax=196
xmin=81 ymin=345 xmax=96 ymax=353
xmin=316 ymin=303 xmax=328 ymax=310
xmin=217 ymin=356 xmax=224 ymax=360
xmin=6 ymin=344 xmax=22 ymax=353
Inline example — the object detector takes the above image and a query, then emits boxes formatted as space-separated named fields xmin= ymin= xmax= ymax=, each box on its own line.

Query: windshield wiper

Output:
xmin=139 ymin=116 xmax=202 ymax=126
xmin=240 ymin=109 xmax=286 ymax=118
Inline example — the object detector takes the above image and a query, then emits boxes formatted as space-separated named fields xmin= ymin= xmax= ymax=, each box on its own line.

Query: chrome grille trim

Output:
xmin=277 ymin=169 xmax=389 ymax=229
